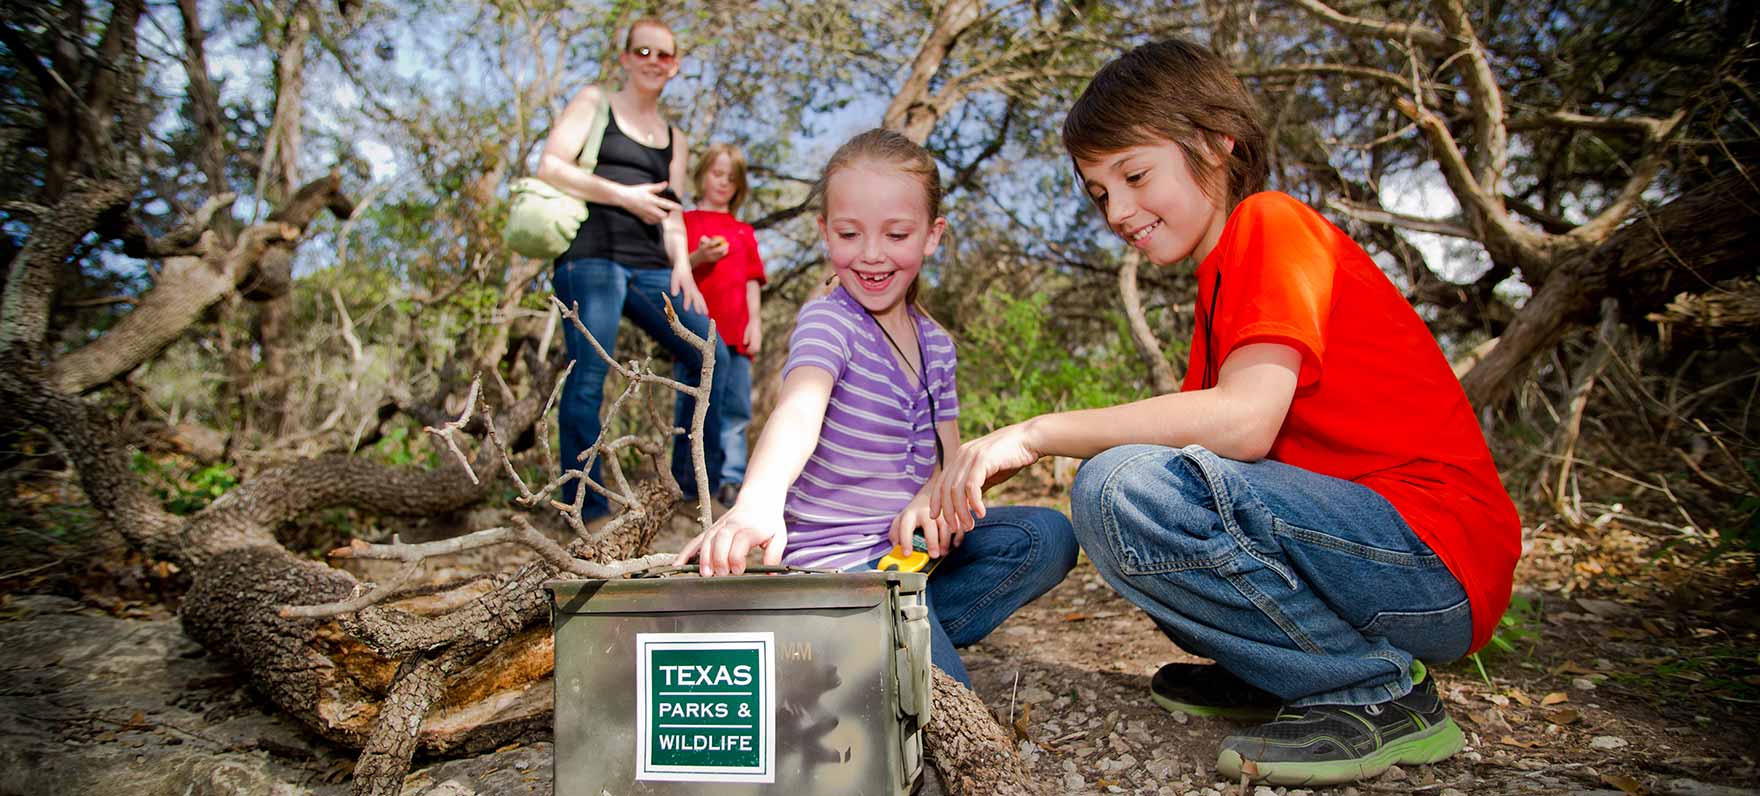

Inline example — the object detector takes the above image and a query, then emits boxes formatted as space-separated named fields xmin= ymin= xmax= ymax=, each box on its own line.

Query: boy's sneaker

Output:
xmin=1150 ymin=662 xmax=1281 ymax=722
xmin=1214 ymin=662 xmax=1464 ymax=786
xmin=715 ymin=483 xmax=740 ymax=510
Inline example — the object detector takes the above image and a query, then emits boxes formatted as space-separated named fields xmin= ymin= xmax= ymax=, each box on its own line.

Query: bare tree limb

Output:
xmin=1285 ymin=0 xmax=1450 ymax=50
xmin=1327 ymin=197 xmax=1479 ymax=239
xmin=1117 ymin=250 xmax=1179 ymax=395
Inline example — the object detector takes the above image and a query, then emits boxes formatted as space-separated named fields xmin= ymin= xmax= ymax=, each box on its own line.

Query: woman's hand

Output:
xmin=619 ymin=181 xmax=682 ymax=224
xmin=689 ymin=235 xmax=730 ymax=267
xmin=891 ymin=485 xmax=957 ymax=559
xmin=670 ymin=267 xmax=709 ymax=315
xmin=674 ymin=503 xmax=786 ymax=576
xmin=932 ymin=421 xmax=1042 ymax=532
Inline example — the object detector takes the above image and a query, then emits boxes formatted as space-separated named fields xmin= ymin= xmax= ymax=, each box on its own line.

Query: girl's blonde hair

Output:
xmin=1062 ymin=38 xmax=1268 ymax=208
xmin=816 ymin=128 xmax=943 ymax=306
xmin=692 ymin=143 xmax=750 ymax=216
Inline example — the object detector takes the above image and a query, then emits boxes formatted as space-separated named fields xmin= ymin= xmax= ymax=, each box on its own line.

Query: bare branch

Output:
xmin=422 ymin=376 xmax=483 ymax=484
xmin=325 ymin=519 xmax=676 ymax=580
xmin=1285 ymin=0 xmax=1450 ymax=50
xmin=1326 ymin=197 xmax=1478 ymax=239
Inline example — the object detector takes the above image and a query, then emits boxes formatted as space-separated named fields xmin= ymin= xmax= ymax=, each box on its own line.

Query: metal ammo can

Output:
xmin=546 ymin=567 xmax=933 ymax=794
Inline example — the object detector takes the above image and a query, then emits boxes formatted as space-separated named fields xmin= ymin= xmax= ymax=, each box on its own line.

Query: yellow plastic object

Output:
xmin=877 ymin=545 xmax=930 ymax=573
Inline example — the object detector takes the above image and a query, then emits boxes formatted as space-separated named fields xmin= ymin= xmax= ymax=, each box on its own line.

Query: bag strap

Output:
xmin=574 ymin=94 xmax=613 ymax=172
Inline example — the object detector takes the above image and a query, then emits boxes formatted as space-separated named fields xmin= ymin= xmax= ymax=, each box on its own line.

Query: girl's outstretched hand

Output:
xmin=891 ymin=487 xmax=957 ymax=559
xmin=674 ymin=504 xmax=786 ymax=576
xmin=932 ymin=421 xmax=1041 ymax=533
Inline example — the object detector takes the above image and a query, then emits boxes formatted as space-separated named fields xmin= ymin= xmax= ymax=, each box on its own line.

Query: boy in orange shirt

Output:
xmin=932 ymin=39 xmax=1520 ymax=786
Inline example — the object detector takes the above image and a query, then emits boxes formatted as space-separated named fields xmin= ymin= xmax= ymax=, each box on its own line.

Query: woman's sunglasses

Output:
xmin=628 ymin=46 xmax=677 ymax=64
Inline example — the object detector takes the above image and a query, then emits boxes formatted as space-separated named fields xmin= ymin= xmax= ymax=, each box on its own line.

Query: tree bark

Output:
xmin=1462 ymin=170 xmax=1760 ymax=408
xmin=925 ymin=668 xmax=1047 ymax=796
xmin=1117 ymin=251 xmax=1180 ymax=395
xmin=882 ymin=0 xmax=983 ymax=144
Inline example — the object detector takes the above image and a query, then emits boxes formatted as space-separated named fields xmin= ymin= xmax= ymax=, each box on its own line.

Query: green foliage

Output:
xmin=955 ymin=291 xmax=1152 ymax=438
xmin=1460 ymin=593 xmax=1543 ymax=686
xmin=131 ymin=453 xmax=240 ymax=516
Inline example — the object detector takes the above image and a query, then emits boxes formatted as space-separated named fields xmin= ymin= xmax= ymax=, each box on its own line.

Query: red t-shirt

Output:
xmin=684 ymin=210 xmax=767 ymax=356
xmin=1185 ymin=191 xmax=1520 ymax=653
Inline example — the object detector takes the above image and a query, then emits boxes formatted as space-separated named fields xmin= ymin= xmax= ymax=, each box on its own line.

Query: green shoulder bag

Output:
xmin=503 ymin=95 xmax=612 ymax=260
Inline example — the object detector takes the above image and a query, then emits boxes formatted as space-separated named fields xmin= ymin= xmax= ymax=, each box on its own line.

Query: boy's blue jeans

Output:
xmin=717 ymin=352 xmax=753 ymax=487
xmin=855 ymin=506 xmax=1078 ymax=688
xmin=553 ymin=257 xmax=730 ymax=517
xmin=1070 ymin=444 xmax=1472 ymax=707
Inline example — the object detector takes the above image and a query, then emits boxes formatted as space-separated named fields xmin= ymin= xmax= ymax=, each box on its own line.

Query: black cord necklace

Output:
xmin=864 ymin=308 xmax=944 ymax=467
xmin=1199 ymin=270 xmax=1223 ymax=390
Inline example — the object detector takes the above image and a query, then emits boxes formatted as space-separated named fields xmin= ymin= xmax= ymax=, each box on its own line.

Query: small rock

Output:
xmin=1571 ymin=677 xmax=1598 ymax=691
xmin=1253 ymin=787 xmax=1278 ymax=796
xmin=1590 ymin=735 xmax=1629 ymax=750
xmin=1441 ymin=789 xmax=1467 ymax=796
xmin=1018 ymin=687 xmax=1054 ymax=704
xmin=1063 ymin=772 xmax=1085 ymax=790
xmin=1381 ymin=764 xmax=1408 ymax=782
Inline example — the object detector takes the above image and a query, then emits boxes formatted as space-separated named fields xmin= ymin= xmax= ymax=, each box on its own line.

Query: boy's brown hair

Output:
xmin=692 ymin=143 xmax=750 ymax=216
xmin=1062 ymin=38 xmax=1268 ymax=207
xmin=816 ymin=128 xmax=944 ymax=307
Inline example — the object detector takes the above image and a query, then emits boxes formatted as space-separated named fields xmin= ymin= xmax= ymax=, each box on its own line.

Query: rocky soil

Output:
xmin=2 ymin=515 xmax=1757 ymax=796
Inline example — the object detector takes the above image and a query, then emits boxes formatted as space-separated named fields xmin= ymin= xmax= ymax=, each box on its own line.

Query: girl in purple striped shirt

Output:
xmin=677 ymin=129 xmax=1076 ymax=686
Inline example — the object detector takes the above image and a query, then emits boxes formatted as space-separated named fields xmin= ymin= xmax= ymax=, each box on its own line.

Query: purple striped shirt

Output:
xmin=780 ymin=287 xmax=959 ymax=570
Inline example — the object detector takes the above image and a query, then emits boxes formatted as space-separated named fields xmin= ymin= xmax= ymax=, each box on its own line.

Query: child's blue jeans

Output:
xmin=854 ymin=505 xmax=1078 ymax=688
xmin=1070 ymin=444 xmax=1472 ymax=707
xmin=717 ymin=351 xmax=753 ymax=487
xmin=553 ymin=257 xmax=730 ymax=517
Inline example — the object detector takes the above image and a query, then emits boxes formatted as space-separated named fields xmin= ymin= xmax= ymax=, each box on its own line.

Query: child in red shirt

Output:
xmin=931 ymin=39 xmax=1520 ymax=786
xmin=685 ymin=144 xmax=766 ymax=507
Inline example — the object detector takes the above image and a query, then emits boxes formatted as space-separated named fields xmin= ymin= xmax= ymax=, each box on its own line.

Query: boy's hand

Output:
xmin=891 ymin=488 xmax=956 ymax=559
xmin=693 ymin=235 xmax=730 ymax=263
xmin=743 ymin=317 xmax=762 ymax=354
xmin=674 ymin=503 xmax=786 ymax=576
xmin=931 ymin=421 xmax=1039 ymax=533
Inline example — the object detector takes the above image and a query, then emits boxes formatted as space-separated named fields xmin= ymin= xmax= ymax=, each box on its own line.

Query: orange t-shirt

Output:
xmin=1184 ymin=191 xmax=1520 ymax=653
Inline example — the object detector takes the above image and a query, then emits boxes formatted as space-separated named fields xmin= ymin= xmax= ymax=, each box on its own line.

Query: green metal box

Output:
xmin=546 ymin=569 xmax=932 ymax=795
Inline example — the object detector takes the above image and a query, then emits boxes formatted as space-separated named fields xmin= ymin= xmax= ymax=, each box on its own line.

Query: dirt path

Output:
xmin=957 ymin=521 xmax=1760 ymax=795
xmin=5 ymin=503 xmax=1757 ymax=795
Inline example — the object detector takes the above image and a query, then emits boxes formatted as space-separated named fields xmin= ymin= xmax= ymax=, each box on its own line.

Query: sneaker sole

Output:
xmin=1150 ymin=688 xmax=1280 ymax=723
xmin=1214 ymin=715 xmax=1465 ymax=786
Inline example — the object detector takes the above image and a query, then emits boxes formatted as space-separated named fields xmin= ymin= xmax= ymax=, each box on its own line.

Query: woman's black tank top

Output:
xmin=560 ymin=109 xmax=677 ymax=268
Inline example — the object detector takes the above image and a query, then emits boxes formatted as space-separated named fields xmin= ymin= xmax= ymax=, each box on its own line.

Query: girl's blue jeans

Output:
xmin=552 ymin=257 xmax=730 ymax=517
xmin=1070 ymin=444 xmax=1472 ymax=707
xmin=854 ymin=505 xmax=1078 ymax=688
xmin=717 ymin=352 xmax=753 ymax=487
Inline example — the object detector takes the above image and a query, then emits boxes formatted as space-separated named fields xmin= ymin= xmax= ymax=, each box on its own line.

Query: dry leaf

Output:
xmin=1509 ymin=688 xmax=1535 ymax=707
xmin=1545 ymin=708 xmax=1581 ymax=725
xmin=1541 ymin=692 xmax=1569 ymax=706
xmin=1499 ymin=735 xmax=1543 ymax=749
xmin=1062 ymin=612 xmax=1090 ymax=622
xmin=1553 ymin=660 xmax=1595 ymax=676
xmin=1600 ymin=773 xmax=1648 ymax=795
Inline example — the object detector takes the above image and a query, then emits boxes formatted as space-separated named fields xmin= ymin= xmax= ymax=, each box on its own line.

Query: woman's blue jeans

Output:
xmin=1070 ymin=444 xmax=1472 ymax=707
xmin=552 ymin=257 xmax=730 ymax=518
xmin=856 ymin=505 xmax=1078 ymax=688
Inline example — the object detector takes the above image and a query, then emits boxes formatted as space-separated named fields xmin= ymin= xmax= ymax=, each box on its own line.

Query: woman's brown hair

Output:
xmin=692 ymin=143 xmax=750 ymax=216
xmin=624 ymin=17 xmax=676 ymax=52
xmin=816 ymin=128 xmax=944 ymax=307
xmin=1062 ymin=38 xmax=1268 ymax=207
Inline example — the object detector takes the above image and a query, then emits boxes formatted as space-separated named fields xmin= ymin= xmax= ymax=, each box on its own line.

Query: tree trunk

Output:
xmin=1462 ymin=170 xmax=1760 ymax=409
xmin=1118 ymin=251 xmax=1179 ymax=395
